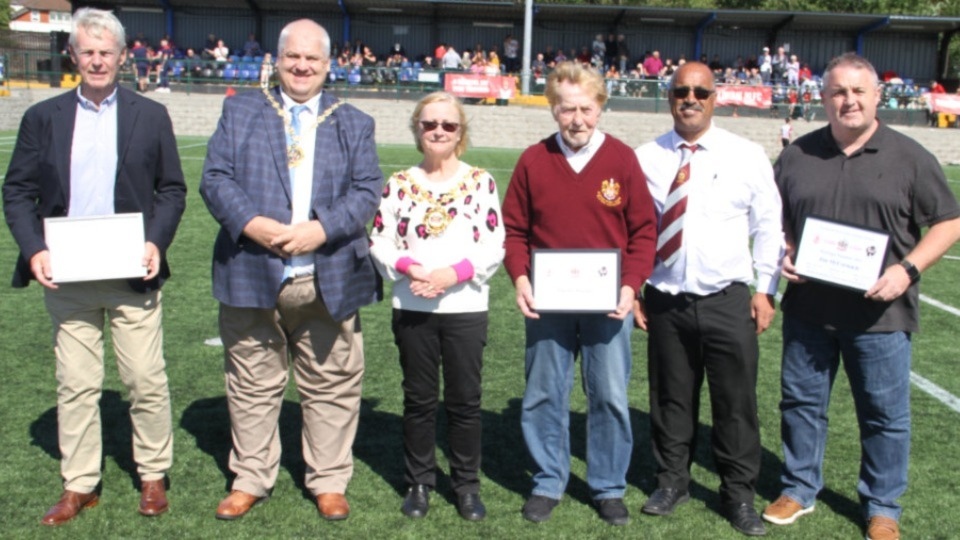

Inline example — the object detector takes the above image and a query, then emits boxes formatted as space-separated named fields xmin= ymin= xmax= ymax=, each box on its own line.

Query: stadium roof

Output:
xmin=79 ymin=0 xmax=960 ymax=35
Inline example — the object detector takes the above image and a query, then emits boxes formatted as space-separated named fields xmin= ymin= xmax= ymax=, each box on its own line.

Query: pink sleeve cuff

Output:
xmin=452 ymin=259 xmax=475 ymax=283
xmin=395 ymin=257 xmax=418 ymax=275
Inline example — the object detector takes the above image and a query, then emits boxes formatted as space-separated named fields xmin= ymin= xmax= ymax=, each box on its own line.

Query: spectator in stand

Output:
xmin=469 ymin=56 xmax=485 ymax=75
xmin=155 ymin=38 xmax=174 ymax=93
xmin=930 ymin=80 xmax=946 ymax=93
xmin=361 ymin=46 xmax=377 ymax=67
xmin=503 ymin=34 xmax=520 ymax=74
xmin=461 ymin=51 xmax=472 ymax=71
xmin=643 ymin=50 xmax=663 ymax=80
xmin=786 ymin=55 xmax=800 ymax=86
xmin=202 ymin=33 xmax=217 ymax=60
xmin=184 ymin=48 xmax=203 ymax=79
xmin=259 ymin=52 xmax=273 ymax=88
xmin=543 ymin=45 xmax=556 ymax=65
xmin=760 ymin=47 xmax=773 ymax=83
xmin=391 ymin=42 xmax=407 ymax=58
xmin=604 ymin=33 xmax=618 ymax=70
xmin=442 ymin=46 xmax=462 ymax=70
xmin=772 ymin=46 xmax=788 ymax=84
xmin=617 ymin=34 xmax=631 ymax=74
xmin=723 ymin=67 xmax=738 ymax=85
xmin=798 ymin=63 xmax=812 ymax=85
xmin=591 ymin=34 xmax=606 ymax=70
xmin=662 ymin=58 xmax=677 ymax=78
xmin=485 ymin=52 xmax=500 ymax=76
xmin=435 ymin=43 xmax=447 ymax=62
xmin=709 ymin=55 xmax=724 ymax=79
xmin=211 ymin=39 xmax=229 ymax=63
xmin=131 ymin=39 xmax=149 ymax=92
xmin=747 ymin=67 xmax=763 ymax=86
xmin=553 ymin=48 xmax=567 ymax=65
xmin=577 ymin=46 xmax=592 ymax=67
xmin=532 ymin=53 xmax=547 ymax=78
xmin=337 ymin=47 xmax=351 ymax=69
xmin=242 ymin=33 xmax=261 ymax=57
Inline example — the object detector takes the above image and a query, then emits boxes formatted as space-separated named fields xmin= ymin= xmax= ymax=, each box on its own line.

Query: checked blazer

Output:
xmin=200 ymin=88 xmax=383 ymax=321
xmin=2 ymin=87 xmax=186 ymax=292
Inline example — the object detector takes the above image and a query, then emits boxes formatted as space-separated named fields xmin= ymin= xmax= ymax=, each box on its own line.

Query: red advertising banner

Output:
xmin=928 ymin=93 xmax=960 ymax=114
xmin=715 ymin=85 xmax=773 ymax=109
xmin=445 ymin=73 xmax=517 ymax=99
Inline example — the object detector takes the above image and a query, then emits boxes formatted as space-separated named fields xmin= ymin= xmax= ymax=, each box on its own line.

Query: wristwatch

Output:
xmin=899 ymin=259 xmax=920 ymax=284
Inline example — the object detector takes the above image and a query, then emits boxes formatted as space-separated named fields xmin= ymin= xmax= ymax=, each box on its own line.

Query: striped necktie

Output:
xmin=656 ymin=143 xmax=699 ymax=267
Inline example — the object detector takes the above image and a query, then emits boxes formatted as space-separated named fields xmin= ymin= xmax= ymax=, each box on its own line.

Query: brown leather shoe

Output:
xmin=139 ymin=479 xmax=169 ymax=516
xmin=41 ymin=490 xmax=99 ymax=526
xmin=316 ymin=493 xmax=350 ymax=521
xmin=215 ymin=490 xmax=265 ymax=520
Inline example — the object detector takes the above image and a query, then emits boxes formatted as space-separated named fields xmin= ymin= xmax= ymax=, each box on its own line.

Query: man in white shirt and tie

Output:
xmin=633 ymin=61 xmax=784 ymax=537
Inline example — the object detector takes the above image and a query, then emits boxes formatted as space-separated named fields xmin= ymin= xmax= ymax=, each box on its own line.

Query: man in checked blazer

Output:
xmin=199 ymin=19 xmax=382 ymax=521
xmin=3 ymin=8 xmax=186 ymax=526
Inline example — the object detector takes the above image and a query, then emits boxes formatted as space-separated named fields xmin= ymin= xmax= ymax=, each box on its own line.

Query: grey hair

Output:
xmin=277 ymin=19 xmax=331 ymax=59
xmin=69 ymin=8 xmax=126 ymax=52
xmin=822 ymin=52 xmax=879 ymax=88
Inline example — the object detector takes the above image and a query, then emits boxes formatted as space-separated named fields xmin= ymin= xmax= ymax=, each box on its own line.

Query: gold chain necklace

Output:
xmin=395 ymin=168 xmax=482 ymax=236
xmin=262 ymin=88 xmax=344 ymax=168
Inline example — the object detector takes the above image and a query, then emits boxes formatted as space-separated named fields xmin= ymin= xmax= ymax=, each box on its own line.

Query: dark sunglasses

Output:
xmin=420 ymin=120 xmax=460 ymax=133
xmin=671 ymin=86 xmax=715 ymax=100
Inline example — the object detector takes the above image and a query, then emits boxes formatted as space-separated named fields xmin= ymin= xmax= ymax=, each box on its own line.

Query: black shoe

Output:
xmin=641 ymin=487 xmax=690 ymax=516
xmin=725 ymin=502 xmax=767 ymax=536
xmin=457 ymin=493 xmax=486 ymax=521
xmin=596 ymin=498 xmax=629 ymax=526
xmin=400 ymin=485 xmax=429 ymax=519
xmin=521 ymin=495 xmax=559 ymax=523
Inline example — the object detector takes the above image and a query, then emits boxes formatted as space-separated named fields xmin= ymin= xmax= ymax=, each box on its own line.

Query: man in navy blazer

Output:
xmin=200 ymin=19 xmax=382 ymax=521
xmin=2 ymin=8 xmax=186 ymax=526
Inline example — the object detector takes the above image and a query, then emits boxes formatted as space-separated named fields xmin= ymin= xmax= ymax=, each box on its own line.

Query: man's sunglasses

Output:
xmin=671 ymin=86 xmax=715 ymax=100
xmin=420 ymin=120 xmax=460 ymax=133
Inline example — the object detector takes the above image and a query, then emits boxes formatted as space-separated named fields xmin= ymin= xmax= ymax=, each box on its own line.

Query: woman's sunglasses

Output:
xmin=420 ymin=120 xmax=460 ymax=133
xmin=671 ymin=86 xmax=715 ymax=100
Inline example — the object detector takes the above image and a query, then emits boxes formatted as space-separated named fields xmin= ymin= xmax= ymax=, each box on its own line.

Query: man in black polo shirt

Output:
xmin=763 ymin=52 xmax=960 ymax=540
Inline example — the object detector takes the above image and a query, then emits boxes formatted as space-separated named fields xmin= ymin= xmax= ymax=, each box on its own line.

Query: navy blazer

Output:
xmin=200 ymin=88 xmax=383 ymax=321
xmin=2 ymin=87 xmax=187 ymax=292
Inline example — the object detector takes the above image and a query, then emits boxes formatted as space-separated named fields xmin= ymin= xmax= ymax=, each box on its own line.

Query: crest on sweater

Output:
xmin=596 ymin=178 xmax=622 ymax=207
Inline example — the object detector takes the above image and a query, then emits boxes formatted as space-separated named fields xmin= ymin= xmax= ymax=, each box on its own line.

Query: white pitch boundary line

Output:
xmin=943 ymin=255 xmax=960 ymax=261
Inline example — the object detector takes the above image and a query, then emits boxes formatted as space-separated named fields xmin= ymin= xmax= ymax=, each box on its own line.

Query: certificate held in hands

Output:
xmin=794 ymin=216 xmax=891 ymax=292
xmin=532 ymin=249 xmax=621 ymax=313
xmin=44 ymin=213 xmax=147 ymax=283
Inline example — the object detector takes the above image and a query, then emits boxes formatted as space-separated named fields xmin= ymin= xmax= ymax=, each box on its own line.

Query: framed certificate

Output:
xmin=794 ymin=215 xmax=891 ymax=292
xmin=531 ymin=249 xmax=620 ymax=313
xmin=44 ymin=213 xmax=147 ymax=283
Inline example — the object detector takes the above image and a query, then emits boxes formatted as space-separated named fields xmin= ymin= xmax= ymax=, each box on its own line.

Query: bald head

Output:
xmin=670 ymin=61 xmax=713 ymax=90
xmin=278 ymin=19 xmax=330 ymax=60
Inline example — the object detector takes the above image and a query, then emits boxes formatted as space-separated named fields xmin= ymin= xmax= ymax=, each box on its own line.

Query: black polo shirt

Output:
xmin=774 ymin=122 xmax=960 ymax=332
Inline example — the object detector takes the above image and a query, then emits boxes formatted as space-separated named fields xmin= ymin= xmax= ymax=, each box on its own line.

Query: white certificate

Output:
xmin=532 ymin=249 xmax=620 ymax=313
xmin=44 ymin=213 xmax=147 ymax=283
xmin=794 ymin=216 xmax=891 ymax=292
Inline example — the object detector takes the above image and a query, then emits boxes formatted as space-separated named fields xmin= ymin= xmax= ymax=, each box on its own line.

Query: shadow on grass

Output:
xmin=180 ymin=396 xmax=307 ymax=498
xmin=30 ymin=390 xmax=142 ymax=490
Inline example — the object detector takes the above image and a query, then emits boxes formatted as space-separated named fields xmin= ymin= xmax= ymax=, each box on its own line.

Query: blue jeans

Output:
xmin=521 ymin=312 xmax=634 ymax=500
xmin=779 ymin=315 xmax=911 ymax=521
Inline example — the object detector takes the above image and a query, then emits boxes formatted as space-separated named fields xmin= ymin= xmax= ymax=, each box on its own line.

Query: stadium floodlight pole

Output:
xmin=521 ymin=0 xmax=533 ymax=95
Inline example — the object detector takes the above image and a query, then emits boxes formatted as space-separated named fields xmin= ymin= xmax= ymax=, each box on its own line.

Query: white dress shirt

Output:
xmin=555 ymin=130 xmax=606 ymax=173
xmin=69 ymin=86 xmax=119 ymax=217
xmin=280 ymin=90 xmax=321 ymax=276
xmin=636 ymin=125 xmax=784 ymax=296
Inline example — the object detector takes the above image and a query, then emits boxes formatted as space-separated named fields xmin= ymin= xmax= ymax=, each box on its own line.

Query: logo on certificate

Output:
xmin=596 ymin=178 xmax=622 ymax=207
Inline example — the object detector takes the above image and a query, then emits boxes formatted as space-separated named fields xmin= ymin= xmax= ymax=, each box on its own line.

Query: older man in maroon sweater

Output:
xmin=502 ymin=61 xmax=656 ymax=526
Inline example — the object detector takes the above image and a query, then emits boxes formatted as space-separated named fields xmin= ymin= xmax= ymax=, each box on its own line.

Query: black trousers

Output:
xmin=644 ymin=283 xmax=761 ymax=505
xmin=392 ymin=309 xmax=488 ymax=495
